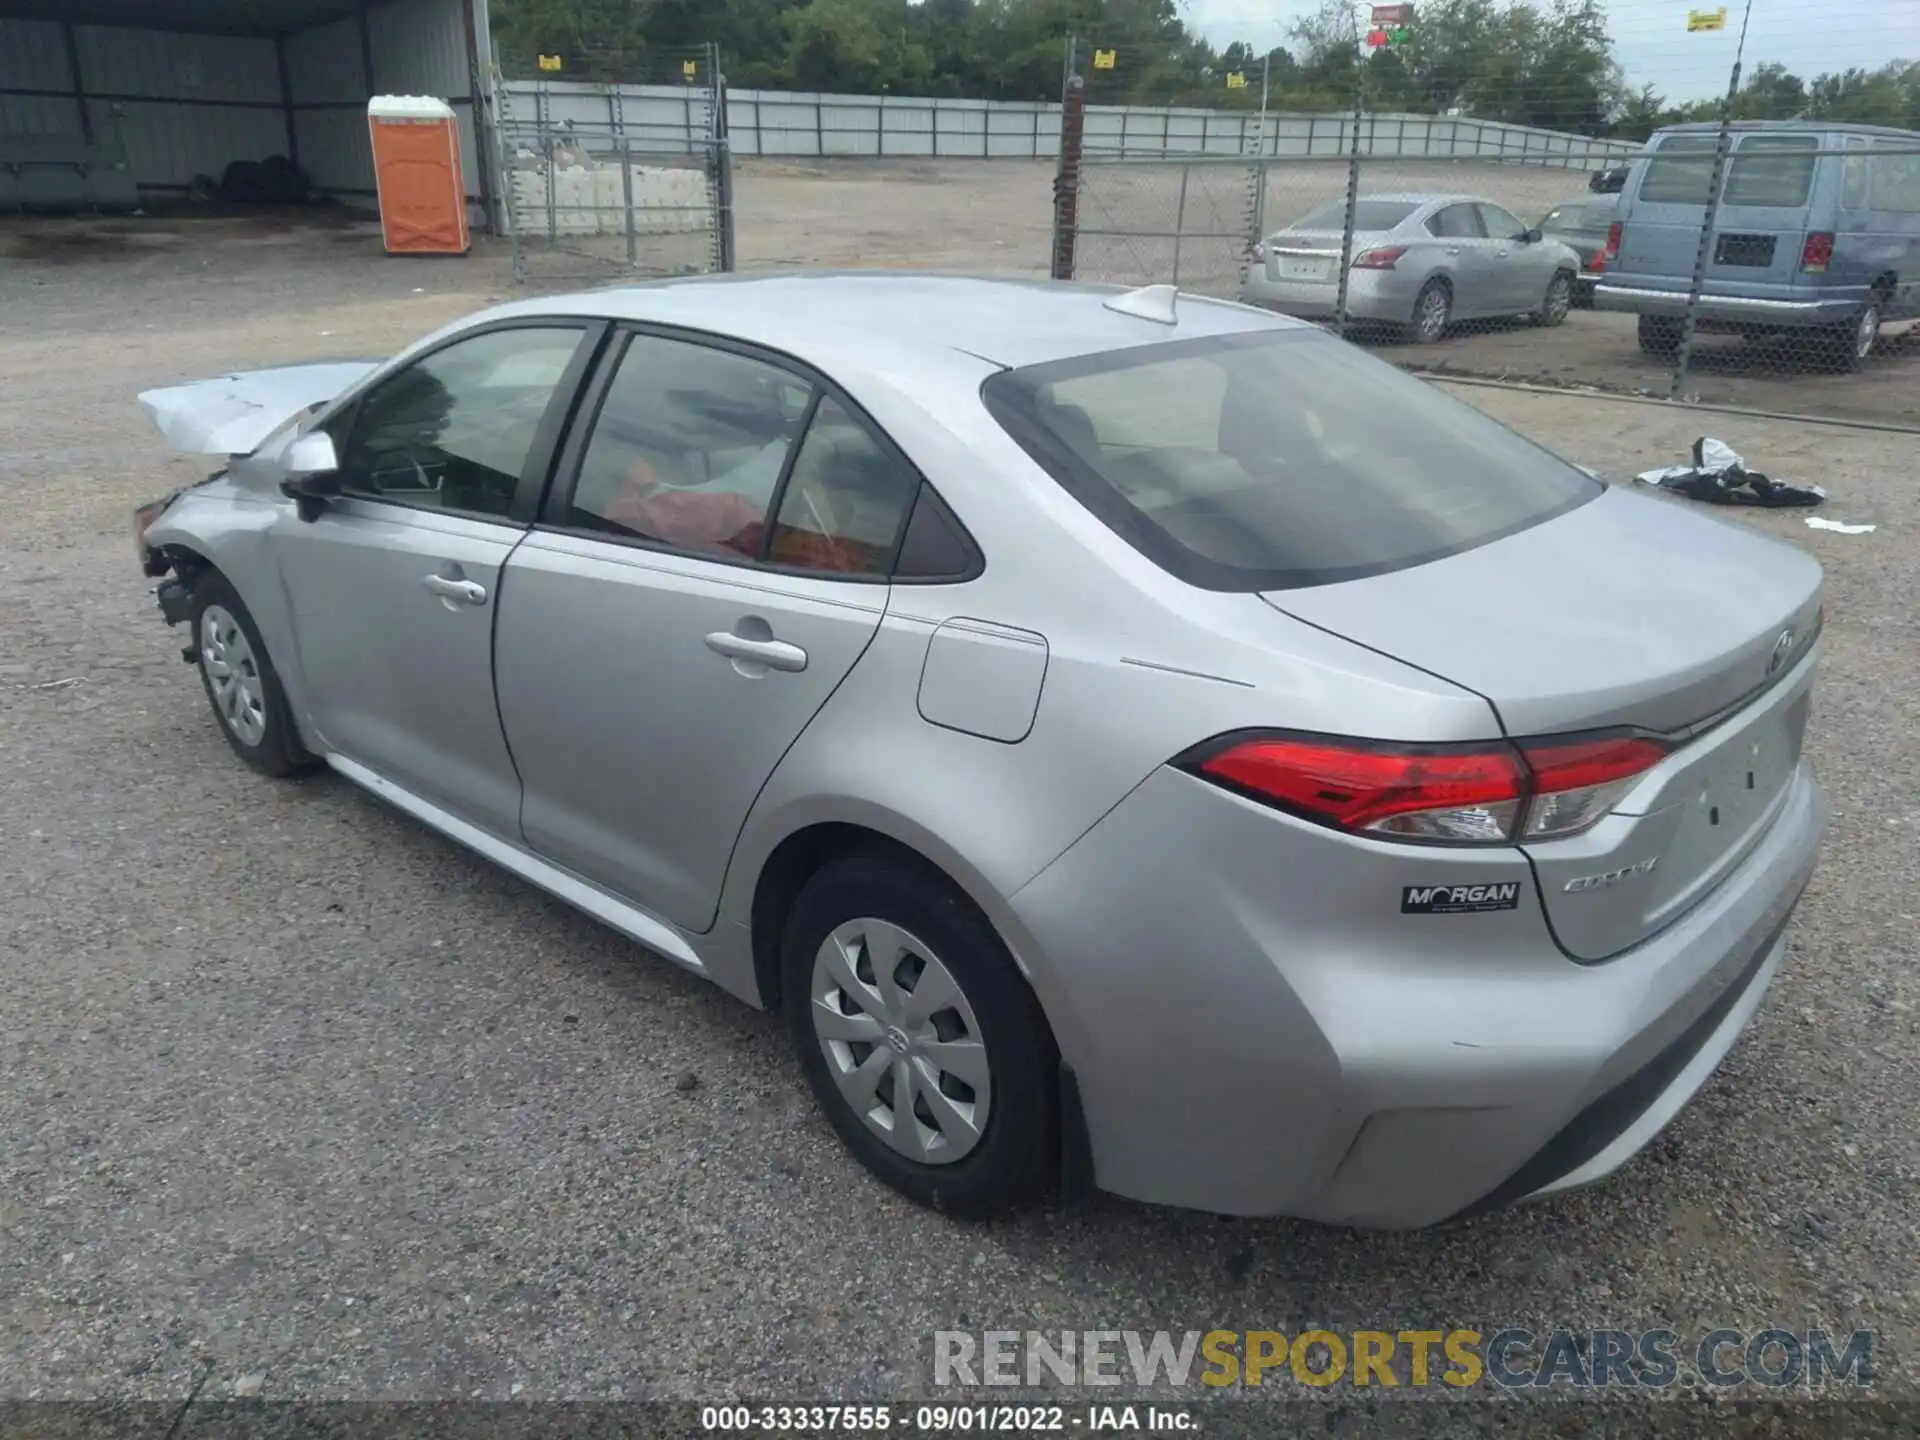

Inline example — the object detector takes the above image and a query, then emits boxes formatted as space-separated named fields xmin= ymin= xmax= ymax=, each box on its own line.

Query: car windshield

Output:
xmin=1286 ymin=199 xmax=1419 ymax=232
xmin=981 ymin=329 xmax=1601 ymax=592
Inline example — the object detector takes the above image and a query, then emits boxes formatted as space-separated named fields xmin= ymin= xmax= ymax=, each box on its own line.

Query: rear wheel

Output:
xmin=1818 ymin=299 xmax=1882 ymax=373
xmin=188 ymin=571 xmax=315 ymax=778
xmin=1637 ymin=314 xmax=1683 ymax=357
xmin=1533 ymin=272 xmax=1574 ymax=328
xmin=781 ymin=854 xmax=1056 ymax=1216
xmin=1407 ymin=280 xmax=1451 ymax=344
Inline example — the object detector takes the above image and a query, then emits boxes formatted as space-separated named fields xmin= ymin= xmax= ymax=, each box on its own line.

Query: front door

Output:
xmin=495 ymin=329 xmax=925 ymax=932
xmin=268 ymin=323 xmax=595 ymax=838
xmin=1476 ymin=202 xmax=1550 ymax=312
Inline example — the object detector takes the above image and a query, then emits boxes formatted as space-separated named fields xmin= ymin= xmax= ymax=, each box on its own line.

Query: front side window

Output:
xmin=331 ymin=326 xmax=583 ymax=519
xmin=1476 ymin=203 xmax=1528 ymax=240
xmin=1724 ymin=133 xmax=1819 ymax=208
xmin=982 ymin=330 xmax=1600 ymax=592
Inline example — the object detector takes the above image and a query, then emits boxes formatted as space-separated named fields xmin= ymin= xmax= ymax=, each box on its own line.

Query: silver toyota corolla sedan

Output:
xmin=1241 ymin=192 xmax=1585 ymax=340
xmin=133 ymin=274 xmax=1824 ymax=1227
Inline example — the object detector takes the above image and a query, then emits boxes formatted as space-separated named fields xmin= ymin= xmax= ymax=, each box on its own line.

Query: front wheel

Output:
xmin=1532 ymin=272 xmax=1573 ymax=327
xmin=1407 ymin=280 xmax=1451 ymax=344
xmin=782 ymin=854 xmax=1056 ymax=1216
xmin=188 ymin=571 xmax=315 ymax=778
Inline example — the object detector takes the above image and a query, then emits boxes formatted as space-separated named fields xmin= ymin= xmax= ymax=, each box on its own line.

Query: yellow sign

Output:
xmin=1092 ymin=48 xmax=1117 ymax=70
xmin=1687 ymin=8 xmax=1727 ymax=30
xmin=1225 ymin=71 xmax=1247 ymax=89
xmin=536 ymin=53 xmax=562 ymax=72
xmin=682 ymin=58 xmax=698 ymax=78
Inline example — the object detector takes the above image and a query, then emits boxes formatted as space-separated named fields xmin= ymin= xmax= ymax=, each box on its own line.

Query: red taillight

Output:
xmin=1182 ymin=730 xmax=1670 ymax=846
xmin=1352 ymin=246 xmax=1407 ymax=270
xmin=1603 ymin=222 xmax=1622 ymax=263
xmin=1801 ymin=231 xmax=1834 ymax=274
xmin=1586 ymin=248 xmax=1606 ymax=273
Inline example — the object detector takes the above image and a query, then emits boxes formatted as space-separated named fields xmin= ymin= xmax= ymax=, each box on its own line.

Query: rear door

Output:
xmin=493 ymin=329 xmax=925 ymax=933
xmin=1617 ymin=129 xmax=1821 ymax=297
xmin=1425 ymin=203 xmax=1493 ymax=316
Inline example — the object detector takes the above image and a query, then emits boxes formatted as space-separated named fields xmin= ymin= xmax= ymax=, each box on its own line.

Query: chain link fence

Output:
xmin=1053 ymin=15 xmax=1920 ymax=432
xmin=492 ymin=44 xmax=734 ymax=287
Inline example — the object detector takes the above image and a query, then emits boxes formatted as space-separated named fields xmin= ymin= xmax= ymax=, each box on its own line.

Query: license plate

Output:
xmin=1278 ymin=255 xmax=1331 ymax=282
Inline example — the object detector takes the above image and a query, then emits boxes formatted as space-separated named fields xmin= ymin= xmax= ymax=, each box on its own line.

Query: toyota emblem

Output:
xmin=1767 ymin=628 xmax=1797 ymax=676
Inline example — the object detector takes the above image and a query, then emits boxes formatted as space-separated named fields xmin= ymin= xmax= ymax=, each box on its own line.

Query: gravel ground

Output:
xmin=0 ymin=190 xmax=1915 ymax=1429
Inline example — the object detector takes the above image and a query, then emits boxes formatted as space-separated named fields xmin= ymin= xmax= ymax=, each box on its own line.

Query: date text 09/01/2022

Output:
xmin=701 ymin=1404 xmax=1192 ymax=1432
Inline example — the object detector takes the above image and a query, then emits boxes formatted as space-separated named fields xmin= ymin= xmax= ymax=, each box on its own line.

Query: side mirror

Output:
xmin=1522 ymin=227 xmax=1543 ymax=244
xmin=279 ymin=431 xmax=341 ymax=521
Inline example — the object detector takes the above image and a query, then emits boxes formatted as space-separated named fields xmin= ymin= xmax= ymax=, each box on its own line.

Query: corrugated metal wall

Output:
xmin=0 ymin=18 xmax=74 ymax=137
xmin=2 ymin=1 xmax=480 ymax=204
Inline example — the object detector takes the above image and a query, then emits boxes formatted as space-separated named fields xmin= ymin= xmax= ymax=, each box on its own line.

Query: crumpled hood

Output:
xmin=138 ymin=360 xmax=380 ymax=455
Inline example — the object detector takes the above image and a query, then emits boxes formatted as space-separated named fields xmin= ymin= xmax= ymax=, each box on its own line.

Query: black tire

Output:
xmin=187 ymin=570 xmax=316 ymax=778
xmin=1407 ymin=278 xmax=1451 ymax=344
xmin=781 ymin=853 xmax=1057 ymax=1216
xmin=1638 ymin=314 xmax=1683 ymax=357
xmin=1818 ymin=299 xmax=1881 ymax=374
xmin=1532 ymin=271 xmax=1574 ymax=328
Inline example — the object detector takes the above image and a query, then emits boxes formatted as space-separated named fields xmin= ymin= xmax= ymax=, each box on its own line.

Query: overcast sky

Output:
xmin=1186 ymin=1 xmax=1920 ymax=106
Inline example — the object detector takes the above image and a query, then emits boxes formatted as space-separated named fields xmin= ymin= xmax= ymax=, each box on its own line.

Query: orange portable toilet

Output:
xmin=367 ymin=95 xmax=470 ymax=255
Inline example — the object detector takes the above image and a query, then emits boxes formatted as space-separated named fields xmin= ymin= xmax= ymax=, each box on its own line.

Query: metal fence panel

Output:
xmin=1066 ymin=144 xmax=1920 ymax=432
xmin=494 ymin=46 xmax=733 ymax=288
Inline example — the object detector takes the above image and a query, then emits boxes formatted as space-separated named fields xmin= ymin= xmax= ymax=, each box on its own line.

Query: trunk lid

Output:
xmin=1264 ymin=229 xmax=1391 ymax=286
xmin=1264 ymin=485 xmax=1823 ymax=959
xmin=139 ymin=360 xmax=380 ymax=456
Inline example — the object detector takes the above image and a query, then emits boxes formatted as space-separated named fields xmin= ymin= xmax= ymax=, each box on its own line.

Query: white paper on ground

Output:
xmin=1805 ymin=517 xmax=1877 ymax=534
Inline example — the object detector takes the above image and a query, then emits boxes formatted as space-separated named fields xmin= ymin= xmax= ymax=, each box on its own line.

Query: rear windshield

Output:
xmin=1724 ymin=134 xmax=1819 ymax=207
xmin=1639 ymin=133 xmax=1719 ymax=204
xmin=1541 ymin=201 xmax=1604 ymax=232
xmin=1286 ymin=199 xmax=1419 ymax=232
xmin=980 ymin=330 xmax=1600 ymax=592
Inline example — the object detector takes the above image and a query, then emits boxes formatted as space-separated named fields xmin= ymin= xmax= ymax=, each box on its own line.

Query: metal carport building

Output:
xmin=0 ymin=0 xmax=494 ymax=225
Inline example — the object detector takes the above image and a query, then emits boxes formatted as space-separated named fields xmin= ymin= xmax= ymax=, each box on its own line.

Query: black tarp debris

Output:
xmin=1635 ymin=437 xmax=1827 ymax=507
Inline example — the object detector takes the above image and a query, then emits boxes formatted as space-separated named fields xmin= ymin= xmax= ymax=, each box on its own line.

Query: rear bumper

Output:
xmin=1594 ymin=283 xmax=1857 ymax=327
xmin=1009 ymin=761 xmax=1825 ymax=1228
xmin=1239 ymin=268 xmax=1415 ymax=325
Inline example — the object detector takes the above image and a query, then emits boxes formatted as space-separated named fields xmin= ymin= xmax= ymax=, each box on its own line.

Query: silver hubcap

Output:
xmin=1417 ymin=288 xmax=1447 ymax=339
xmin=200 ymin=604 xmax=268 ymax=746
xmin=1855 ymin=305 xmax=1879 ymax=359
xmin=810 ymin=918 xmax=991 ymax=1166
xmin=1546 ymin=278 xmax=1570 ymax=322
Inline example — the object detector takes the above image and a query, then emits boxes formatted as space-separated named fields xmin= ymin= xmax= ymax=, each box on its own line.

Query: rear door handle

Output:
xmin=705 ymin=631 xmax=808 ymax=673
xmin=423 ymin=574 xmax=488 ymax=605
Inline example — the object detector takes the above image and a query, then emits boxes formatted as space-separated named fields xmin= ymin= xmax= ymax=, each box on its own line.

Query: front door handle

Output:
xmin=423 ymin=574 xmax=488 ymax=605
xmin=1445 ymin=246 xmax=1460 ymax=256
xmin=705 ymin=630 xmax=808 ymax=673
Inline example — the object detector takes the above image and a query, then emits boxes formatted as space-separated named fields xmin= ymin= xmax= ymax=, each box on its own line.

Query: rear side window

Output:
xmin=1639 ymin=133 xmax=1719 ymax=204
xmin=1724 ymin=134 xmax=1819 ymax=207
xmin=1873 ymin=148 xmax=1920 ymax=211
xmin=1427 ymin=204 xmax=1484 ymax=238
xmin=981 ymin=330 xmax=1600 ymax=592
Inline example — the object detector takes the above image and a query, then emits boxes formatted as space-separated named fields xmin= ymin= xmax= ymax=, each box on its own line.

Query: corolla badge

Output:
xmin=1564 ymin=856 xmax=1660 ymax=893
xmin=1767 ymin=627 xmax=1797 ymax=676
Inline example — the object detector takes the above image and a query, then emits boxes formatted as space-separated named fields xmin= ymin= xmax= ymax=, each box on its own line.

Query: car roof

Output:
xmin=475 ymin=271 xmax=1305 ymax=370
xmin=1655 ymin=119 xmax=1920 ymax=140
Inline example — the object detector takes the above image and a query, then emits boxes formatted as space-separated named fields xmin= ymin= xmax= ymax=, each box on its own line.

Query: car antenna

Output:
xmin=1102 ymin=283 xmax=1179 ymax=325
